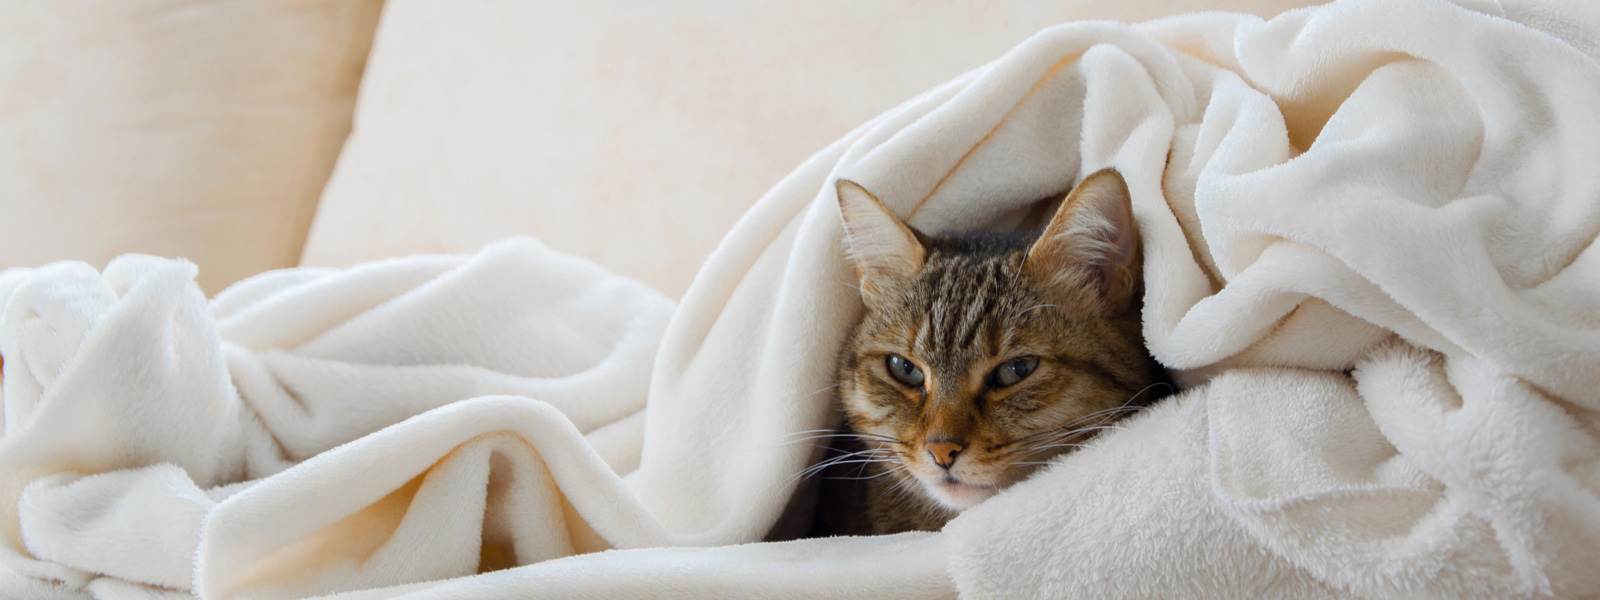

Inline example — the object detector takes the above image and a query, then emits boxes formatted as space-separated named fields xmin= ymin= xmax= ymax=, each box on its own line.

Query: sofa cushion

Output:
xmin=0 ymin=0 xmax=384 ymax=294
xmin=300 ymin=0 xmax=1325 ymax=298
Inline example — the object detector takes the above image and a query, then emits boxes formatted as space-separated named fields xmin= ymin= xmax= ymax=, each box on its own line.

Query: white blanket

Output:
xmin=4 ymin=0 xmax=1600 ymax=598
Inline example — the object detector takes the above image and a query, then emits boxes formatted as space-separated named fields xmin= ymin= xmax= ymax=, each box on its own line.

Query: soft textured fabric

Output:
xmin=1 ymin=239 xmax=677 ymax=599
xmin=4 ymin=0 xmax=1600 ymax=598
xmin=299 ymin=0 xmax=1325 ymax=299
xmin=0 ymin=0 xmax=385 ymax=295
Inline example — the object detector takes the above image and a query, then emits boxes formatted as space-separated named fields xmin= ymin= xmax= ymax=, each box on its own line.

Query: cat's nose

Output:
xmin=924 ymin=440 xmax=966 ymax=469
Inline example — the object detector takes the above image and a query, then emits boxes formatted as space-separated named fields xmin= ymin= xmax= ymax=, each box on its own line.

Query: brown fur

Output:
xmin=809 ymin=170 xmax=1170 ymax=537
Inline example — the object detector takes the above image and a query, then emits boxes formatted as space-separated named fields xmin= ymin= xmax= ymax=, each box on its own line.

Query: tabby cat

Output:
xmin=808 ymin=169 xmax=1170 ymax=536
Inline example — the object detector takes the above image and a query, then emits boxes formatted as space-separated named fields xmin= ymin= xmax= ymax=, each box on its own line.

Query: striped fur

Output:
xmin=810 ymin=170 xmax=1170 ymax=536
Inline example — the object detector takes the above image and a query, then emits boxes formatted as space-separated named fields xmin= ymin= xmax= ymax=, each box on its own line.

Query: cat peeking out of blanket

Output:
xmin=809 ymin=169 xmax=1172 ymax=536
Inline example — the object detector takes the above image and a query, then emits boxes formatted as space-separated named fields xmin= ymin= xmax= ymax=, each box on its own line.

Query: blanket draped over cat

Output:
xmin=2 ymin=0 xmax=1597 ymax=598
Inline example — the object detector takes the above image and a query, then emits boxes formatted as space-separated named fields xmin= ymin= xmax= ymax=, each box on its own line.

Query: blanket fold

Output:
xmin=3 ymin=0 xmax=1598 ymax=598
xmin=2 ymin=239 xmax=679 ymax=599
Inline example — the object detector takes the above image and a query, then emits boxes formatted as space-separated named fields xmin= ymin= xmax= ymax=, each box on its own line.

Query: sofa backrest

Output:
xmin=300 ymin=0 xmax=1326 ymax=299
xmin=0 ymin=0 xmax=384 ymax=294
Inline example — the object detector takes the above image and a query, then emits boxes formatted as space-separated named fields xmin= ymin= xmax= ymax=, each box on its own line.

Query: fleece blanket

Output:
xmin=4 ymin=0 xmax=1600 ymax=598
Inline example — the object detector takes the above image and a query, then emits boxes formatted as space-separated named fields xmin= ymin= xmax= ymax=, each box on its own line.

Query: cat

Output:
xmin=807 ymin=168 xmax=1171 ymax=536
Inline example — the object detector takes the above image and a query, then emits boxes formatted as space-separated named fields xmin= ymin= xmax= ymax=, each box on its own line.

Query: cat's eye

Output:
xmin=885 ymin=355 xmax=925 ymax=387
xmin=991 ymin=356 xmax=1039 ymax=387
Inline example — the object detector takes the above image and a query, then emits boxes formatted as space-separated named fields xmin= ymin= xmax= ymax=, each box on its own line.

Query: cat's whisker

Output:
xmin=1017 ymin=419 xmax=1132 ymax=448
xmin=1008 ymin=446 xmax=1103 ymax=466
xmin=1078 ymin=400 xmax=1147 ymax=420
xmin=1111 ymin=381 xmax=1173 ymax=409
xmin=1135 ymin=381 xmax=1177 ymax=399
xmin=1051 ymin=400 xmax=1147 ymax=429
xmin=1033 ymin=404 xmax=1137 ymax=432
xmin=776 ymin=427 xmax=900 ymax=443
xmin=814 ymin=458 xmax=896 ymax=471
xmin=793 ymin=462 xmax=874 ymax=488
xmin=775 ymin=431 xmax=851 ymax=443
xmin=1020 ymin=442 xmax=1100 ymax=456
xmin=772 ymin=428 xmax=902 ymax=450
xmin=1022 ymin=440 xmax=1113 ymax=458
xmin=999 ymin=415 xmax=1132 ymax=450
xmin=852 ymin=465 xmax=910 ymax=481
xmin=1026 ymin=442 xmax=1091 ymax=451
xmin=779 ymin=428 xmax=845 ymax=437
xmin=992 ymin=422 xmax=1131 ymax=460
xmin=1023 ymin=425 xmax=1129 ymax=448
xmin=851 ymin=432 xmax=904 ymax=444
xmin=799 ymin=383 xmax=844 ymax=399
xmin=797 ymin=443 xmax=902 ymax=474
xmin=778 ymin=433 xmax=877 ymax=447
xmin=788 ymin=447 xmax=897 ymax=486
xmin=1001 ymin=398 xmax=1153 ymax=449
xmin=1044 ymin=381 xmax=1172 ymax=433
xmin=809 ymin=447 xmax=891 ymax=467
xmin=846 ymin=451 xmax=908 ymax=480
xmin=1045 ymin=422 xmax=1130 ymax=438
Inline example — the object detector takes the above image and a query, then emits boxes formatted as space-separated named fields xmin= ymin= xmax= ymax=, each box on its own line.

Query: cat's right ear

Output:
xmin=836 ymin=179 xmax=925 ymax=299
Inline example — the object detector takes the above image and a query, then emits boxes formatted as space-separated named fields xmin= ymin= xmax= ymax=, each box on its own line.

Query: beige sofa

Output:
xmin=2 ymin=0 xmax=1329 ymax=298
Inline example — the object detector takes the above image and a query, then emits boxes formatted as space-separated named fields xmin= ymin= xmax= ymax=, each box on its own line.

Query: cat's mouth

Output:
xmin=925 ymin=475 xmax=999 ymax=510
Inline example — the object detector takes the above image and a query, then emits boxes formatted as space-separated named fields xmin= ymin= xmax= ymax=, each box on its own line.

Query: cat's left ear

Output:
xmin=836 ymin=179 xmax=925 ymax=299
xmin=1024 ymin=168 xmax=1142 ymax=314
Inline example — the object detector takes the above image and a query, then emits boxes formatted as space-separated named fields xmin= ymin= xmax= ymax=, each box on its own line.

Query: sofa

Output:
xmin=2 ymin=0 xmax=1329 ymax=297
xmin=5 ymin=2 xmax=1598 ymax=599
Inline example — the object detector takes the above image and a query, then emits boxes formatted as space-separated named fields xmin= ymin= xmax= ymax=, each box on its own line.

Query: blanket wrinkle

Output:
xmin=4 ymin=0 xmax=1600 ymax=598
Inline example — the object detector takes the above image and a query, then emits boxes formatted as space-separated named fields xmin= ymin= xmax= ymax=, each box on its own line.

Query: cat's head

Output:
xmin=833 ymin=169 xmax=1166 ymax=510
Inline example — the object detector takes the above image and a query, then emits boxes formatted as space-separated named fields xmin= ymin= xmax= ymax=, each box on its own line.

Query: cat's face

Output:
xmin=834 ymin=170 xmax=1166 ymax=511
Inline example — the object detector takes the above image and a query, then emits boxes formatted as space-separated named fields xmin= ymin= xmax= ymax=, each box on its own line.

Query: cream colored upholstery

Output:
xmin=0 ymin=0 xmax=384 ymax=294
xmin=302 ymin=0 xmax=1325 ymax=298
xmin=0 ymin=1 xmax=1330 ymax=298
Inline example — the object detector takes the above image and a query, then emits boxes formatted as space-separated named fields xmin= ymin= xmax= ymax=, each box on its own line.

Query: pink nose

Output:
xmin=924 ymin=440 xmax=965 ymax=469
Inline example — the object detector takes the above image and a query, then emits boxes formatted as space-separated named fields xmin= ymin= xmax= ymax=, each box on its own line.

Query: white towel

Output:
xmin=4 ymin=0 xmax=1599 ymax=598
